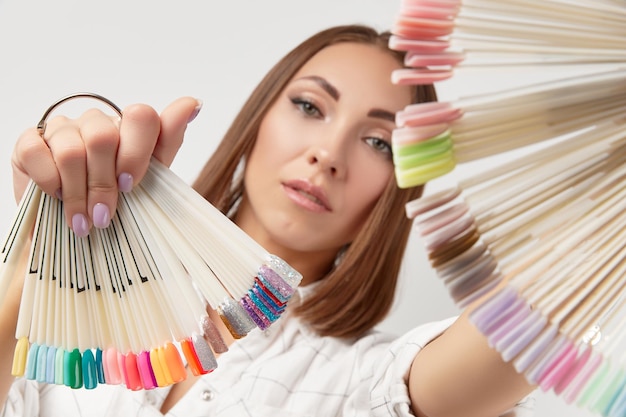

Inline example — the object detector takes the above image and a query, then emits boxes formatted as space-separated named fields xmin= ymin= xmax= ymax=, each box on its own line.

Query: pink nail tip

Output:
xmin=405 ymin=51 xmax=465 ymax=67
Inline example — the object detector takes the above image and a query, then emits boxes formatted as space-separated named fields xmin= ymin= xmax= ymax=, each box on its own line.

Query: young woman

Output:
xmin=1 ymin=25 xmax=534 ymax=417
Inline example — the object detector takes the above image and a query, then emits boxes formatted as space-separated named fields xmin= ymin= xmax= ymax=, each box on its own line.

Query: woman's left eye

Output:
xmin=365 ymin=137 xmax=392 ymax=156
xmin=291 ymin=97 xmax=323 ymax=118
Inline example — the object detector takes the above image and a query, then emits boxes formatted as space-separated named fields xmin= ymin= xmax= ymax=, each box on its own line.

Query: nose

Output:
xmin=307 ymin=143 xmax=346 ymax=178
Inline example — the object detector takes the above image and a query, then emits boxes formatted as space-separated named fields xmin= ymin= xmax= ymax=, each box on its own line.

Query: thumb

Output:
xmin=154 ymin=96 xmax=203 ymax=167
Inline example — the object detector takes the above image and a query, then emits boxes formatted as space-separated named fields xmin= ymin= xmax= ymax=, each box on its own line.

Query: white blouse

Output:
xmin=2 ymin=312 xmax=534 ymax=417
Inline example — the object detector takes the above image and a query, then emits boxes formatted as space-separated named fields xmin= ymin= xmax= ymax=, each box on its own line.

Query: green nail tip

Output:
xmin=64 ymin=349 xmax=83 ymax=389
xmin=82 ymin=349 xmax=98 ymax=390
xmin=54 ymin=349 xmax=65 ymax=385
xmin=393 ymin=130 xmax=453 ymax=159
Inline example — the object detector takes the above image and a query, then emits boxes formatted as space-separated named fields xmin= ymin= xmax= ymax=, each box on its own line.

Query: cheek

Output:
xmin=252 ymin=109 xmax=305 ymax=169
xmin=345 ymin=158 xmax=392 ymax=217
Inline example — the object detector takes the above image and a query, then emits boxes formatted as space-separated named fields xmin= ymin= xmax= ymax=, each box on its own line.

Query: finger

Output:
xmin=11 ymin=127 xmax=61 ymax=203
xmin=115 ymin=104 xmax=161 ymax=192
xmin=45 ymin=120 xmax=89 ymax=237
xmin=80 ymin=109 xmax=122 ymax=230
xmin=154 ymin=97 xmax=202 ymax=167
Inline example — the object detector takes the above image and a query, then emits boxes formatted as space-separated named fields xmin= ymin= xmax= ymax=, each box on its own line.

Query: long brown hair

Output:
xmin=192 ymin=25 xmax=437 ymax=338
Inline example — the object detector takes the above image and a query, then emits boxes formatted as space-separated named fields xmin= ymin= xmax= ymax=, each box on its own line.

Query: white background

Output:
xmin=0 ymin=1 xmax=598 ymax=416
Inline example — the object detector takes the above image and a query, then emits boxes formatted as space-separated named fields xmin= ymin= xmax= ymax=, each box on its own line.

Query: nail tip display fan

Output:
xmin=0 ymin=155 xmax=302 ymax=391
xmin=389 ymin=1 xmax=626 ymax=416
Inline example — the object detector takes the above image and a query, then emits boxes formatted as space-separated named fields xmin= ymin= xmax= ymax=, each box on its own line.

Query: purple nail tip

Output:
xmin=239 ymin=297 xmax=265 ymax=329
xmin=499 ymin=310 xmax=546 ymax=362
xmin=526 ymin=333 xmax=567 ymax=385
xmin=513 ymin=323 xmax=559 ymax=374
xmin=259 ymin=265 xmax=294 ymax=300
xmin=265 ymin=254 xmax=302 ymax=287
xmin=241 ymin=296 xmax=270 ymax=330
xmin=469 ymin=286 xmax=520 ymax=332
xmin=487 ymin=301 xmax=533 ymax=347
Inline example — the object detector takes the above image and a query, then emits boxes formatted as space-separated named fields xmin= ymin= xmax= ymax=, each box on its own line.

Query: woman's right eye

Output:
xmin=291 ymin=97 xmax=323 ymax=118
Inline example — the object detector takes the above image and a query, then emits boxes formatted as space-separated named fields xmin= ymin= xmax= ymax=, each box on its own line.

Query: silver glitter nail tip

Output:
xmin=200 ymin=315 xmax=229 ymax=354
xmin=265 ymin=254 xmax=302 ymax=287
xmin=192 ymin=333 xmax=217 ymax=372
xmin=220 ymin=298 xmax=256 ymax=335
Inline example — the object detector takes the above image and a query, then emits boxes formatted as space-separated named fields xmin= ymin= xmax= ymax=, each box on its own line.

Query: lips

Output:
xmin=282 ymin=179 xmax=332 ymax=212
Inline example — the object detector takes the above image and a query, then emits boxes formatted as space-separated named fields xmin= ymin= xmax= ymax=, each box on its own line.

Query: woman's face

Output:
xmin=237 ymin=42 xmax=412 ymax=274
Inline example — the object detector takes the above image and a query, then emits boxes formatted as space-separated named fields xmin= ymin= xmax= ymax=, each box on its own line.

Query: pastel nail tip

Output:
xmin=392 ymin=123 xmax=449 ymax=145
xmin=388 ymin=35 xmax=450 ymax=53
xmin=46 ymin=346 xmax=57 ymax=383
xmin=473 ymin=293 xmax=524 ymax=334
xmin=418 ymin=201 xmax=468 ymax=237
xmin=391 ymin=68 xmax=454 ymax=85
xmin=26 ymin=343 xmax=39 ymax=380
xmin=12 ymin=337 xmax=30 ymax=377
xmin=561 ymin=351 xmax=602 ymax=404
xmin=405 ymin=187 xmax=461 ymax=218
xmin=105 ymin=348 xmax=122 ymax=385
xmin=54 ymin=348 xmax=65 ymax=385
xmin=526 ymin=334 xmax=568 ymax=385
xmin=555 ymin=347 xmax=593 ymax=396
xmin=607 ymin=382 xmax=626 ymax=417
xmin=500 ymin=313 xmax=547 ymax=362
xmin=36 ymin=344 xmax=48 ymax=382
xmin=395 ymin=156 xmax=456 ymax=188
xmin=469 ymin=285 xmax=519 ymax=330
xmin=538 ymin=342 xmax=579 ymax=391
xmin=487 ymin=301 xmax=533 ymax=348
xmin=514 ymin=324 xmax=560 ymax=374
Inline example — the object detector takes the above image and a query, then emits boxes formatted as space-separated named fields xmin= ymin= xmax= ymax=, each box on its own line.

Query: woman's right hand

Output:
xmin=10 ymin=96 xmax=202 ymax=237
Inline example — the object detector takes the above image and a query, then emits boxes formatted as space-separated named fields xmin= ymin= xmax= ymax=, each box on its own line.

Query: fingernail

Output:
xmin=93 ymin=203 xmax=111 ymax=229
xmin=118 ymin=173 xmax=134 ymax=193
xmin=55 ymin=189 xmax=63 ymax=200
xmin=188 ymin=100 xmax=203 ymax=123
xmin=72 ymin=213 xmax=89 ymax=237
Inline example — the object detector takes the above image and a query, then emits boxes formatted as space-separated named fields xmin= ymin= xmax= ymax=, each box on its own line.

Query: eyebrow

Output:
xmin=299 ymin=75 xmax=340 ymax=100
xmin=367 ymin=108 xmax=396 ymax=122
xmin=297 ymin=75 xmax=397 ymax=122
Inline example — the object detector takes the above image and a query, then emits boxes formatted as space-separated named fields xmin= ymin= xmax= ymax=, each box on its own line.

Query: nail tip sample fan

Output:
xmin=389 ymin=1 xmax=626 ymax=416
xmin=0 ymin=157 xmax=302 ymax=391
